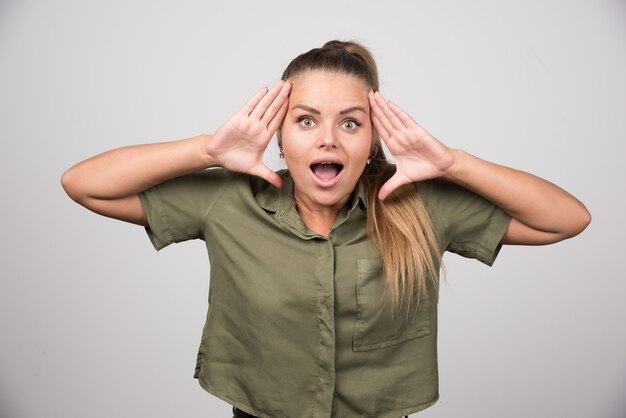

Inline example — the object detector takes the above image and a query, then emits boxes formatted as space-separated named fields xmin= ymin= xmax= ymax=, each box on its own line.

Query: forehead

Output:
xmin=288 ymin=70 xmax=369 ymax=108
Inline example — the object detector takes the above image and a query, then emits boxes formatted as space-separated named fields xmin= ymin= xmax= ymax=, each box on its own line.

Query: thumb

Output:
xmin=378 ymin=172 xmax=409 ymax=200
xmin=249 ymin=164 xmax=283 ymax=188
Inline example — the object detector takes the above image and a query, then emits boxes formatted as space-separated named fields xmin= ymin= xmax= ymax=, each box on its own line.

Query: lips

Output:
xmin=309 ymin=158 xmax=344 ymax=187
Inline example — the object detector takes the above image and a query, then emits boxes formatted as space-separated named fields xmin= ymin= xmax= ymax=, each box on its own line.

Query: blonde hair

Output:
xmin=281 ymin=40 xmax=441 ymax=315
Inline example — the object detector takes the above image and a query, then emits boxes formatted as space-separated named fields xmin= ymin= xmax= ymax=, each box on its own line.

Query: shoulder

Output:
xmin=413 ymin=178 xmax=468 ymax=209
xmin=412 ymin=178 xmax=502 ymax=233
xmin=186 ymin=167 xmax=236 ymax=183
xmin=414 ymin=177 xmax=499 ymax=208
xmin=141 ymin=168 xmax=253 ymax=210
xmin=185 ymin=168 xmax=292 ymax=210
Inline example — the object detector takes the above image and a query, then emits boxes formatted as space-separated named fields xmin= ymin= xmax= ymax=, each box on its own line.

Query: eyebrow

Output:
xmin=339 ymin=106 xmax=367 ymax=115
xmin=292 ymin=104 xmax=320 ymax=114
xmin=291 ymin=104 xmax=367 ymax=115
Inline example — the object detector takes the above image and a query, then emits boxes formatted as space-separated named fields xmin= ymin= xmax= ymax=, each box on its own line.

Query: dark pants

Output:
xmin=232 ymin=406 xmax=259 ymax=418
xmin=232 ymin=405 xmax=408 ymax=417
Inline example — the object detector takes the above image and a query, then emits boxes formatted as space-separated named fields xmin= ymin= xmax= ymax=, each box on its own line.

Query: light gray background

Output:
xmin=1 ymin=1 xmax=624 ymax=417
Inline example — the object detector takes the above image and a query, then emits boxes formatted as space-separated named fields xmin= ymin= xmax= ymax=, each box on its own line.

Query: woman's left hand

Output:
xmin=370 ymin=91 xmax=590 ymax=244
xmin=369 ymin=91 xmax=456 ymax=200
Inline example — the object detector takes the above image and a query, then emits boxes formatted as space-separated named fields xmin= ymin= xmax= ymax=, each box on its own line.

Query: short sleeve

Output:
xmin=417 ymin=179 xmax=512 ymax=266
xmin=137 ymin=168 xmax=231 ymax=250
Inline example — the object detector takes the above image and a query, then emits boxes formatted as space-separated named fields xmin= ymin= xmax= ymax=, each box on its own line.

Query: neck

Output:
xmin=294 ymin=191 xmax=349 ymax=237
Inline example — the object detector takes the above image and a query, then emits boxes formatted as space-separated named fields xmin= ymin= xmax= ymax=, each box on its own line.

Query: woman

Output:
xmin=61 ymin=41 xmax=590 ymax=418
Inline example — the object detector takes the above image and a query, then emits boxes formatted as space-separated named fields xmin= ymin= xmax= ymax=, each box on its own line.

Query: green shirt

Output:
xmin=138 ymin=169 xmax=511 ymax=418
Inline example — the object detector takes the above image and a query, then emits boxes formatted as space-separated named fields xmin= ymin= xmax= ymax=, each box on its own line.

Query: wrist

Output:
xmin=441 ymin=149 xmax=466 ymax=181
xmin=196 ymin=134 xmax=219 ymax=168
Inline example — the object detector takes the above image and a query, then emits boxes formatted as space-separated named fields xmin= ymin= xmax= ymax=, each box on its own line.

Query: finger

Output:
xmin=267 ymin=98 xmax=289 ymax=134
xmin=388 ymin=99 xmax=430 ymax=141
xmin=261 ymin=81 xmax=291 ymax=125
xmin=387 ymin=100 xmax=417 ymax=128
xmin=250 ymin=80 xmax=285 ymax=121
xmin=370 ymin=110 xmax=390 ymax=142
xmin=370 ymin=93 xmax=399 ymax=135
xmin=369 ymin=91 xmax=392 ymax=138
xmin=378 ymin=172 xmax=409 ymax=200
xmin=239 ymin=86 xmax=269 ymax=116
xmin=368 ymin=89 xmax=378 ymax=115
xmin=250 ymin=164 xmax=283 ymax=188
xmin=373 ymin=91 xmax=407 ymax=130
xmin=371 ymin=105 xmax=396 ymax=140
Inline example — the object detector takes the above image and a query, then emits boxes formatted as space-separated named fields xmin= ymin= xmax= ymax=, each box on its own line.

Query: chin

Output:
xmin=310 ymin=186 xmax=354 ymax=208
xmin=291 ymin=170 xmax=359 ymax=210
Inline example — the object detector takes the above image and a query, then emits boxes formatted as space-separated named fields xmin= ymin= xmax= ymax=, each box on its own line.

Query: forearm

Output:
xmin=443 ymin=150 xmax=591 ymax=240
xmin=61 ymin=134 xmax=215 ymax=202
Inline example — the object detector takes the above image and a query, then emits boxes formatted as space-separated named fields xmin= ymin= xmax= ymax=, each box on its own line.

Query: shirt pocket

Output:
xmin=353 ymin=258 xmax=431 ymax=352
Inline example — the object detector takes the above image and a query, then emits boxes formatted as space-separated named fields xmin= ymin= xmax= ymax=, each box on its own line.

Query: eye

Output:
xmin=342 ymin=119 xmax=361 ymax=130
xmin=298 ymin=117 xmax=315 ymax=128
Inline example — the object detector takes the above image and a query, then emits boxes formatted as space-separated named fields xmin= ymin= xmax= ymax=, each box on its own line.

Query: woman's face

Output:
xmin=281 ymin=70 xmax=372 ymax=212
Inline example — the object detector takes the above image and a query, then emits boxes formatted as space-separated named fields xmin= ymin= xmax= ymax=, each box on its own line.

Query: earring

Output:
xmin=366 ymin=145 xmax=377 ymax=165
xmin=279 ymin=149 xmax=284 ymax=159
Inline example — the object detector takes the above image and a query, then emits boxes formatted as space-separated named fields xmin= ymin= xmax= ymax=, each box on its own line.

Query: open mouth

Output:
xmin=310 ymin=161 xmax=344 ymax=182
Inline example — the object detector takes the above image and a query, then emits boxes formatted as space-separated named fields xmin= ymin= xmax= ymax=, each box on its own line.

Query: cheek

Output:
xmin=280 ymin=132 xmax=298 ymax=156
xmin=280 ymin=132 xmax=305 ymax=168
xmin=278 ymin=125 xmax=293 ymax=150
xmin=349 ymin=133 xmax=374 ymax=158
xmin=281 ymin=125 xmax=315 ymax=154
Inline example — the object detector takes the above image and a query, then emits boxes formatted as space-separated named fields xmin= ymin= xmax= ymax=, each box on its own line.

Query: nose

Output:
xmin=317 ymin=126 xmax=339 ymax=149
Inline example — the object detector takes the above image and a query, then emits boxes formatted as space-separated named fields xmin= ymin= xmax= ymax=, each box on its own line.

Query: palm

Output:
xmin=213 ymin=117 xmax=273 ymax=172
xmin=205 ymin=81 xmax=291 ymax=188
xmin=368 ymin=91 xmax=455 ymax=200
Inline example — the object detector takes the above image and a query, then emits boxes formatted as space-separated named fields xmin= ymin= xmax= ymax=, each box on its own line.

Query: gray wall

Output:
xmin=1 ymin=1 xmax=624 ymax=417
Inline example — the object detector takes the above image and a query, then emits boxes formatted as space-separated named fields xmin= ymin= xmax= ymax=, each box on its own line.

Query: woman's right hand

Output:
xmin=204 ymin=80 xmax=291 ymax=188
xmin=61 ymin=80 xmax=291 ymax=225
